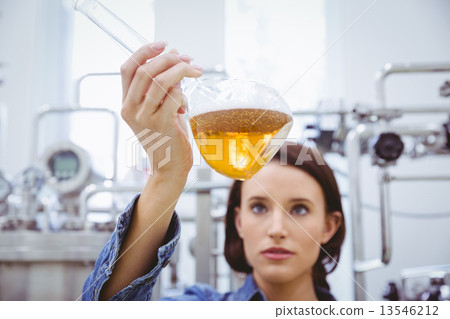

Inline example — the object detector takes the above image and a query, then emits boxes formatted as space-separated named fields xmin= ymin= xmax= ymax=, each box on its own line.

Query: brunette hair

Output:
xmin=224 ymin=143 xmax=346 ymax=291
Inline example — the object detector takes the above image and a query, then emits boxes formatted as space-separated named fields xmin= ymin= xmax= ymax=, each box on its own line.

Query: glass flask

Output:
xmin=186 ymin=77 xmax=293 ymax=180
xmin=73 ymin=1 xmax=293 ymax=180
xmin=73 ymin=0 xmax=148 ymax=54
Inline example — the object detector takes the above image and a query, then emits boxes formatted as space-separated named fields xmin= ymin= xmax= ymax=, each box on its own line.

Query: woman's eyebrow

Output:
xmin=248 ymin=196 xmax=267 ymax=201
xmin=289 ymin=198 xmax=313 ymax=204
xmin=248 ymin=196 xmax=313 ymax=205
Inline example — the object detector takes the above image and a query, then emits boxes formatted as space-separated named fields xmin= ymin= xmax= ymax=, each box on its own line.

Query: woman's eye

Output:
xmin=251 ymin=203 xmax=267 ymax=214
xmin=291 ymin=204 xmax=308 ymax=216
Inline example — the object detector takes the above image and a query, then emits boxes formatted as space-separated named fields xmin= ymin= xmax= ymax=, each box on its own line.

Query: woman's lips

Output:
xmin=261 ymin=247 xmax=294 ymax=260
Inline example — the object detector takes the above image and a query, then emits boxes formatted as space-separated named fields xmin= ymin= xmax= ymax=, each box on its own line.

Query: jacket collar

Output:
xmin=233 ymin=273 xmax=267 ymax=301
xmin=233 ymin=273 xmax=336 ymax=301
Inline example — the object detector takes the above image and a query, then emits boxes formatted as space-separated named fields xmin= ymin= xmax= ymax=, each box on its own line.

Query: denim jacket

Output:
xmin=82 ymin=194 xmax=336 ymax=301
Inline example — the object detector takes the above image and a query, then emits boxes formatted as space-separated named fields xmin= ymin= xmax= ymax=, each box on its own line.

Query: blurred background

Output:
xmin=0 ymin=0 xmax=449 ymax=301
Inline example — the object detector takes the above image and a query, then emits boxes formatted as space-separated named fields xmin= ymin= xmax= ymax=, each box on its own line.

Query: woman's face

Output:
xmin=234 ymin=161 xmax=340 ymax=285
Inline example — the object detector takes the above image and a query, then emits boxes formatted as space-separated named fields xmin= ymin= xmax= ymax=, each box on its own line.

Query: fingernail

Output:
xmin=178 ymin=96 xmax=188 ymax=114
xmin=179 ymin=54 xmax=192 ymax=62
xmin=151 ymin=40 xmax=167 ymax=50
xmin=193 ymin=65 xmax=204 ymax=71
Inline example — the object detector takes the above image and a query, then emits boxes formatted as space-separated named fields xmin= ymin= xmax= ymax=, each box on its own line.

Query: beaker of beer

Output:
xmin=186 ymin=77 xmax=293 ymax=180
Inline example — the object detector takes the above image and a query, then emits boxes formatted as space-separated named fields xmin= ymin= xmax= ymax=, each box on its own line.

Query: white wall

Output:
xmin=154 ymin=0 xmax=225 ymax=69
xmin=0 ymin=0 xmax=73 ymax=175
xmin=0 ymin=0 xmax=40 ymax=173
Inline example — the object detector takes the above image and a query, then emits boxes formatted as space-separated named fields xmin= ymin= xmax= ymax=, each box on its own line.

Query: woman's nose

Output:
xmin=267 ymin=209 xmax=288 ymax=239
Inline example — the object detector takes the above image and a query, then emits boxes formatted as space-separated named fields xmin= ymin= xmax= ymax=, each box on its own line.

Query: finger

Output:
xmin=140 ymin=85 xmax=184 ymax=125
xmin=177 ymin=111 xmax=189 ymax=136
xmin=146 ymin=63 xmax=203 ymax=114
xmin=170 ymin=48 xmax=193 ymax=65
xmin=177 ymin=94 xmax=187 ymax=114
xmin=174 ymin=81 xmax=187 ymax=114
xmin=161 ymin=85 xmax=185 ymax=117
xmin=167 ymin=80 xmax=187 ymax=114
xmin=120 ymin=41 xmax=167 ymax=100
xmin=126 ymin=53 xmax=192 ymax=105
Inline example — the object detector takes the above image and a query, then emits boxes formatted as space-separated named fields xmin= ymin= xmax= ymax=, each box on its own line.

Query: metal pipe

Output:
xmin=31 ymin=106 xmax=119 ymax=183
xmin=291 ymin=105 xmax=450 ymax=117
xmin=196 ymin=169 xmax=212 ymax=284
xmin=78 ymin=184 xmax=141 ymax=227
xmin=380 ymin=168 xmax=392 ymax=265
xmin=394 ymin=123 xmax=445 ymax=137
xmin=74 ymin=72 xmax=121 ymax=106
xmin=345 ymin=120 xmax=448 ymax=299
xmin=385 ymin=105 xmax=450 ymax=114
xmin=291 ymin=110 xmax=348 ymax=116
xmin=78 ymin=180 xmax=232 ymax=226
xmin=355 ymin=167 xmax=392 ymax=272
xmin=291 ymin=105 xmax=449 ymax=139
xmin=347 ymin=124 xmax=444 ymax=274
xmin=375 ymin=62 xmax=450 ymax=109
xmin=180 ymin=215 xmax=224 ymax=223
xmin=0 ymin=103 xmax=7 ymax=167
xmin=390 ymin=175 xmax=450 ymax=182
xmin=345 ymin=123 xmax=374 ymax=300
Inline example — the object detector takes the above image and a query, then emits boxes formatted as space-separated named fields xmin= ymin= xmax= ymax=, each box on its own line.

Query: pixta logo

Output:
xmin=277 ymin=139 xmax=327 ymax=166
xmin=126 ymin=128 xmax=172 ymax=175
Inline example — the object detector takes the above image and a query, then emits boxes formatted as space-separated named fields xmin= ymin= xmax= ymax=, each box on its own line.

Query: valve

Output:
xmin=373 ymin=132 xmax=404 ymax=165
xmin=444 ymin=115 xmax=450 ymax=149
xmin=382 ymin=281 xmax=399 ymax=301
xmin=440 ymin=80 xmax=450 ymax=97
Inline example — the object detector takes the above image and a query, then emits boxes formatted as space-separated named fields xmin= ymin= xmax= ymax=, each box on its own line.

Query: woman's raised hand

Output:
xmin=120 ymin=41 xmax=203 ymax=179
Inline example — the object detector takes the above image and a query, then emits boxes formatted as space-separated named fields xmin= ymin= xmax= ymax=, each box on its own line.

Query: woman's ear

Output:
xmin=321 ymin=211 xmax=342 ymax=245
xmin=234 ymin=206 xmax=243 ymax=239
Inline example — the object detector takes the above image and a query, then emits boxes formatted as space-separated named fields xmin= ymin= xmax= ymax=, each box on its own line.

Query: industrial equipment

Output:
xmin=2 ymin=58 xmax=450 ymax=301
xmin=0 ymin=105 xmax=120 ymax=300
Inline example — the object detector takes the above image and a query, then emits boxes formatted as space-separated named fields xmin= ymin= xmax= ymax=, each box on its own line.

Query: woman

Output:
xmin=82 ymin=41 xmax=345 ymax=301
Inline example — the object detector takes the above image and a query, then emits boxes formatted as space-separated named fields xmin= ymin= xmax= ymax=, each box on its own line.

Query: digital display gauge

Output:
xmin=42 ymin=142 xmax=91 ymax=195
xmin=49 ymin=150 xmax=80 ymax=181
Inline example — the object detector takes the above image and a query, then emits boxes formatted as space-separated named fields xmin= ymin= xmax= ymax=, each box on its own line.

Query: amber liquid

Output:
xmin=190 ymin=108 xmax=292 ymax=180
